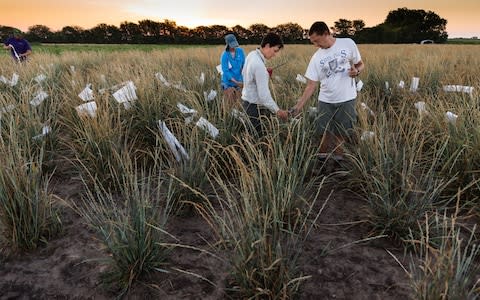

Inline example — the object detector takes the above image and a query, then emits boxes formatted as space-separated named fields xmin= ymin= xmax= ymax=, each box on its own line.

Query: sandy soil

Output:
xmin=0 ymin=169 xmax=413 ymax=299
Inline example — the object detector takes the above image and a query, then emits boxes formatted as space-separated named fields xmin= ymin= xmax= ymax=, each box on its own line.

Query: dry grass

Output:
xmin=0 ymin=43 xmax=478 ymax=297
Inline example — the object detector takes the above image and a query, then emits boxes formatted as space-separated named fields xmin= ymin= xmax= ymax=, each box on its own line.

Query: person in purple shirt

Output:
xmin=220 ymin=33 xmax=245 ymax=102
xmin=3 ymin=29 xmax=32 ymax=62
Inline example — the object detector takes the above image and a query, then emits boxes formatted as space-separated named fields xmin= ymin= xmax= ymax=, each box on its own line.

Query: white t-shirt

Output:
xmin=305 ymin=38 xmax=361 ymax=103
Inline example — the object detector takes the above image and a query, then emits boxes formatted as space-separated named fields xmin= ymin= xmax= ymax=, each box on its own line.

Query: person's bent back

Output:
xmin=3 ymin=29 xmax=32 ymax=62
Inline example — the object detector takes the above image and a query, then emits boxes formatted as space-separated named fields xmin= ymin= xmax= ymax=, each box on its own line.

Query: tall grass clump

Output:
xmin=0 ymin=70 xmax=61 ymax=172
xmin=198 ymin=120 xmax=326 ymax=298
xmin=166 ymin=140 xmax=211 ymax=215
xmin=59 ymin=93 xmax=132 ymax=190
xmin=422 ymin=93 xmax=480 ymax=208
xmin=407 ymin=209 xmax=480 ymax=299
xmin=0 ymin=122 xmax=61 ymax=252
xmin=75 ymin=153 xmax=173 ymax=296
xmin=347 ymin=103 xmax=454 ymax=241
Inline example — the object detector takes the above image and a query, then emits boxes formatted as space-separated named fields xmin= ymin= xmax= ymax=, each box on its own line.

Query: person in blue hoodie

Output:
xmin=220 ymin=33 xmax=245 ymax=102
xmin=3 ymin=29 xmax=32 ymax=62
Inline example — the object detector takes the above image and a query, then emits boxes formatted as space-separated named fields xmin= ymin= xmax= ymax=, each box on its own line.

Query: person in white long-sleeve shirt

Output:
xmin=241 ymin=32 xmax=289 ymax=136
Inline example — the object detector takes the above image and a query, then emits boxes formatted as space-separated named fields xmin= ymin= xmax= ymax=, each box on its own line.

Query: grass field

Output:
xmin=0 ymin=43 xmax=479 ymax=299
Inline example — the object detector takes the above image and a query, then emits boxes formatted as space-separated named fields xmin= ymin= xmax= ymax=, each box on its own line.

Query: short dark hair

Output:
xmin=260 ymin=32 xmax=284 ymax=49
xmin=309 ymin=22 xmax=330 ymax=36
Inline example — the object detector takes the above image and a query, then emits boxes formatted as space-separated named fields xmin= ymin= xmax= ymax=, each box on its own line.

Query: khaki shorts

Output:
xmin=316 ymin=99 xmax=357 ymax=136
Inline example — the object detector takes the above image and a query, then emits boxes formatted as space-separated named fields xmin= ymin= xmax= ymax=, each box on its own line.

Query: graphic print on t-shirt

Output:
xmin=321 ymin=50 xmax=349 ymax=79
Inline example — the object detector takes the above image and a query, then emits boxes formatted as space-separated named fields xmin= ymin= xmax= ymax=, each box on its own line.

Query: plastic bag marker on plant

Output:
xmin=308 ymin=106 xmax=318 ymax=117
xmin=158 ymin=120 xmax=189 ymax=162
xmin=177 ymin=103 xmax=197 ymax=115
xmin=231 ymin=108 xmax=248 ymax=123
xmin=410 ymin=77 xmax=419 ymax=92
xmin=76 ymin=101 xmax=97 ymax=118
xmin=414 ymin=101 xmax=428 ymax=116
xmin=296 ymin=74 xmax=307 ymax=84
xmin=385 ymin=81 xmax=390 ymax=91
xmin=196 ymin=117 xmax=219 ymax=138
xmin=356 ymin=80 xmax=364 ymax=92
xmin=198 ymin=72 xmax=205 ymax=85
xmin=172 ymin=82 xmax=187 ymax=92
xmin=0 ymin=74 xmax=17 ymax=86
xmin=112 ymin=81 xmax=137 ymax=109
xmin=361 ymin=131 xmax=375 ymax=141
xmin=204 ymin=89 xmax=217 ymax=102
xmin=155 ymin=72 xmax=171 ymax=87
xmin=34 ymin=74 xmax=46 ymax=84
xmin=78 ymin=84 xmax=94 ymax=102
xmin=30 ymin=90 xmax=48 ymax=107
xmin=32 ymin=125 xmax=51 ymax=140
xmin=445 ymin=111 xmax=458 ymax=125
xmin=443 ymin=85 xmax=474 ymax=96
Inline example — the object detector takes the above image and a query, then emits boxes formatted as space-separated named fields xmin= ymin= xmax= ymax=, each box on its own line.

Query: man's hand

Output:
xmin=277 ymin=109 xmax=288 ymax=121
xmin=290 ymin=103 xmax=303 ymax=116
xmin=349 ymin=65 xmax=361 ymax=78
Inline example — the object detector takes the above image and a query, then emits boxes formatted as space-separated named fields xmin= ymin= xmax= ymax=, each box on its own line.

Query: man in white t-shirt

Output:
xmin=292 ymin=21 xmax=364 ymax=160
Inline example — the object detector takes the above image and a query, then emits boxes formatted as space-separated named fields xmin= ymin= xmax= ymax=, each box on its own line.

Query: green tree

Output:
xmin=58 ymin=26 xmax=85 ymax=43
xmin=352 ymin=20 xmax=366 ymax=34
xmin=160 ymin=19 xmax=178 ymax=42
xmin=333 ymin=19 xmax=353 ymax=37
xmin=119 ymin=22 xmax=142 ymax=43
xmin=27 ymin=25 xmax=53 ymax=42
xmin=86 ymin=23 xmax=121 ymax=43
xmin=333 ymin=19 xmax=365 ymax=37
xmin=0 ymin=25 xmax=18 ymax=42
xmin=273 ymin=22 xmax=304 ymax=43
xmin=208 ymin=25 xmax=229 ymax=39
xmin=248 ymin=23 xmax=270 ymax=43
xmin=174 ymin=25 xmax=192 ymax=43
xmin=138 ymin=19 xmax=161 ymax=43
xmin=231 ymin=25 xmax=251 ymax=42
xmin=383 ymin=7 xmax=447 ymax=43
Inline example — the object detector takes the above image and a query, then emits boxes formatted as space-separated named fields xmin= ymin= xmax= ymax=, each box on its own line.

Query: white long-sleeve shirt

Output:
xmin=241 ymin=49 xmax=279 ymax=113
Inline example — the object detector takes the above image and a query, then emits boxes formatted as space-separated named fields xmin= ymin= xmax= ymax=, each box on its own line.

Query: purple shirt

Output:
xmin=4 ymin=37 xmax=31 ymax=60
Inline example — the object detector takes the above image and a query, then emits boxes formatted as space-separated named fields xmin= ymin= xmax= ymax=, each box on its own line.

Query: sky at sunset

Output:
xmin=1 ymin=0 xmax=479 ymax=38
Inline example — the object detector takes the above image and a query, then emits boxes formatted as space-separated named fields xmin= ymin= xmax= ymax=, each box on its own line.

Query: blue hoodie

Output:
xmin=220 ymin=47 xmax=245 ymax=89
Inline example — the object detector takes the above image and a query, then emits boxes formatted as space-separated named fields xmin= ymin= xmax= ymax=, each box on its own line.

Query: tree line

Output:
xmin=0 ymin=8 xmax=448 ymax=45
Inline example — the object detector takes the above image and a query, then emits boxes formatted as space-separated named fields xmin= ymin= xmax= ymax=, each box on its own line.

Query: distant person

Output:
xmin=220 ymin=33 xmax=245 ymax=102
xmin=292 ymin=21 xmax=364 ymax=160
xmin=241 ymin=32 xmax=289 ymax=137
xmin=3 ymin=29 xmax=32 ymax=62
